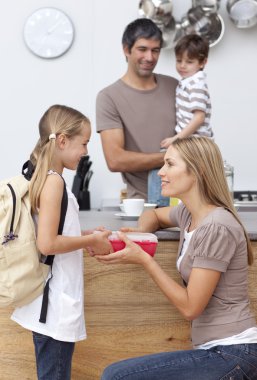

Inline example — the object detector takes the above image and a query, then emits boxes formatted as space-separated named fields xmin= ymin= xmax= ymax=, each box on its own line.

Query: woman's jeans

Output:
xmin=101 ymin=344 xmax=257 ymax=380
xmin=32 ymin=332 xmax=75 ymax=380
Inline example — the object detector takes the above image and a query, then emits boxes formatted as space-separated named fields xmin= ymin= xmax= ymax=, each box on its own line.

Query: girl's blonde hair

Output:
xmin=172 ymin=136 xmax=253 ymax=265
xmin=29 ymin=104 xmax=90 ymax=212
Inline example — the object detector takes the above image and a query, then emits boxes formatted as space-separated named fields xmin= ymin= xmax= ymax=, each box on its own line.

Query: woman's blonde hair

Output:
xmin=29 ymin=104 xmax=90 ymax=213
xmin=172 ymin=136 xmax=253 ymax=265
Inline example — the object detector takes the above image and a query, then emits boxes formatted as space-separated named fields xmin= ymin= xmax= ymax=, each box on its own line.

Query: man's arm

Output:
xmin=100 ymin=128 xmax=165 ymax=173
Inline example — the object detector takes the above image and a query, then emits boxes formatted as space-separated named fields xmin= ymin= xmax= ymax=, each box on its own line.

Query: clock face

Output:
xmin=23 ymin=7 xmax=74 ymax=59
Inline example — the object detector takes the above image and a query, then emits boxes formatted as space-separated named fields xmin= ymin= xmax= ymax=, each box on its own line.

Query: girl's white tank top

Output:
xmin=11 ymin=174 xmax=86 ymax=342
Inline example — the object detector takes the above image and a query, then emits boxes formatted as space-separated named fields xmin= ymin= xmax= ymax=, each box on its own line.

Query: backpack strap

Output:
xmin=22 ymin=160 xmax=35 ymax=180
xmin=39 ymin=177 xmax=68 ymax=323
xmin=2 ymin=160 xmax=34 ymax=244
xmin=2 ymin=184 xmax=19 ymax=245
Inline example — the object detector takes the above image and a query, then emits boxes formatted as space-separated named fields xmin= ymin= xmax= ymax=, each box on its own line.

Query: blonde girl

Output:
xmin=12 ymin=104 xmax=112 ymax=380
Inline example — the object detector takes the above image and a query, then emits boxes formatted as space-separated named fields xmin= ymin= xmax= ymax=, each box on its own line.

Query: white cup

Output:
xmin=123 ymin=199 xmax=144 ymax=216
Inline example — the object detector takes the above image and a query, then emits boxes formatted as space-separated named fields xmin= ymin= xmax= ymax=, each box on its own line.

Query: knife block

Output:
xmin=78 ymin=189 xmax=90 ymax=210
xmin=71 ymin=174 xmax=82 ymax=199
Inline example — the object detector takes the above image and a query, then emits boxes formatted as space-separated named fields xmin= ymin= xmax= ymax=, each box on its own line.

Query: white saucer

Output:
xmin=114 ymin=212 xmax=139 ymax=220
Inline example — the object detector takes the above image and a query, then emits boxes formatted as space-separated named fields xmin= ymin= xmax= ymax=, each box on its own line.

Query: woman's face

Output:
xmin=159 ymin=145 xmax=196 ymax=199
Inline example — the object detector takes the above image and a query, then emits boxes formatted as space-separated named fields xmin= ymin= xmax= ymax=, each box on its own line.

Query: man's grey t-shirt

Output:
xmin=96 ymin=74 xmax=178 ymax=199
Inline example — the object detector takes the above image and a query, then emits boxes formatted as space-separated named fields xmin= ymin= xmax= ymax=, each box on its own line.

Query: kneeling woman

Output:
xmin=96 ymin=137 xmax=257 ymax=380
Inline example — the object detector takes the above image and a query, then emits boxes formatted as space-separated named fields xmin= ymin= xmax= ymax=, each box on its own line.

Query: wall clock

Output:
xmin=23 ymin=7 xmax=74 ymax=59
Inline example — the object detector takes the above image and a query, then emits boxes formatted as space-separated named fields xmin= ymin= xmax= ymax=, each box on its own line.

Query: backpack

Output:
xmin=0 ymin=161 xmax=67 ymax=323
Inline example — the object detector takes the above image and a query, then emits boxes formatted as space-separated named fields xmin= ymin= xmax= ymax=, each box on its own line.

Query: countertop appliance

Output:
xmin=234 ymin=190 xmax=257 ymax=211
xmin=234 ymin=190 xmax=257 ymax=202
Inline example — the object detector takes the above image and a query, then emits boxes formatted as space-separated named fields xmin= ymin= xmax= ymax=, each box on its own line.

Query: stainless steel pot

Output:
xmin=138 ymin=0 xmax=173 ymax=27
xmin=226 ymin=0 xmax=257 ymax=28
xmin=176 ymin=6 xmax=225 ymax=47
xmin=161 ymin=17 xmax=179 ymax=48
xmin=192 ymin=0 xmax=221 ymax=13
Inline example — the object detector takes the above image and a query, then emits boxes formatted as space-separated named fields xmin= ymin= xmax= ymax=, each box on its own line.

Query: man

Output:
xmin=96 ymin=18 xmax=178 ymax=201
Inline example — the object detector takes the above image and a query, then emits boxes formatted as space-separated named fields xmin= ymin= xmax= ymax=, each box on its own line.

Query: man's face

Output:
xmin=124 ymin=38 xmax=161 ymax=78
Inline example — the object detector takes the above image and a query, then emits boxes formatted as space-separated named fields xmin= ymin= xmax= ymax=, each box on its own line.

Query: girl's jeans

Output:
xmin=101 ymin=344 xmax=257 ymax=380
xmin=32 ymin=332 xmax=75 ymax=380
xmin=148 ymin=169 xmax=169 ymax=207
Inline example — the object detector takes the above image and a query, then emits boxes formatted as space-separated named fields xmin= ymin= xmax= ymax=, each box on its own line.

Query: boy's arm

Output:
xmin=160 ymin=110 xmax=206 ymax=148
xmin=175 ymin=110 xmax=206 ymax=139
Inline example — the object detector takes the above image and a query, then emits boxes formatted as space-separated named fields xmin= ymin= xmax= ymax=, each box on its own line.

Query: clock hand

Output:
xmin=47 ymin=19 xmax=63 ymax=34
xmin=41 ymin=20 xmax=62 ymax=43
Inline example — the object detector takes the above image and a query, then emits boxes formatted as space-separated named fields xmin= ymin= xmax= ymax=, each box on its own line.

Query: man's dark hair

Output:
xmin=122 ymin=18 xmax=163 ymax=52
xmin=175 ymin=34 xmax=209 ymax=63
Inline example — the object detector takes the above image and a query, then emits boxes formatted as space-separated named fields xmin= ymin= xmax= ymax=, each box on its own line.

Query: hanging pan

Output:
xmin=192 ymin=0 xmax=221 ymax=13
xmin=175 ymin=6 xmax=225 ymax=48
xmin=138 ymin=0 xmax=173 ymax=27
xmin=161 ymin=17 xmax=178 ymax=49
xmin=226 ymin=0 xmax=257 ymax=28
xmin=138 ymin=0 xmax=176 ymax=48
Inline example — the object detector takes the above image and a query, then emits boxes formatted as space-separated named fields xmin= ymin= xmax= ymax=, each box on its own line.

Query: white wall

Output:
xmin=0 ymin=0 xmax=256 ymax=209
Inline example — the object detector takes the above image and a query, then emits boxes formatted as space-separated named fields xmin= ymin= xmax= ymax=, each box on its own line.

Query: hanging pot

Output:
xmin=176 ymin=6 xmax=225 ymax=47
xmin=187 ymin=5 xmax=212 ymax=24
xmin=138 ymin=0 xmax=173 ymax=27
xmin=192 ymin=0 xmax=221 ymax=13
xmin=226 ymin=0 xmax=257 ymax=28
xmin=161 ymin=16 xmax=179 ymax=48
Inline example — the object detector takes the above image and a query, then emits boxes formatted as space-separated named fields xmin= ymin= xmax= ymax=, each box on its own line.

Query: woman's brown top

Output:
xmin=170 ymin=204 xmax=256 ymax=347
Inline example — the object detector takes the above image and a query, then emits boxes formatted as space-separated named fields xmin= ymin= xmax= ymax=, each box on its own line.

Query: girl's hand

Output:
xmin=95 ymin=232 xmax=151 ymax=265
xmin=82 ymin=225 xmax=106 ymax=235
xmin=87 ymin=230 xmax=112 ymax=256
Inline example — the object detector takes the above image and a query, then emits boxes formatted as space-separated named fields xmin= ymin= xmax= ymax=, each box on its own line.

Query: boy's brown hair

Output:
xmin=175 ymin=34 xmax=209 ymax=64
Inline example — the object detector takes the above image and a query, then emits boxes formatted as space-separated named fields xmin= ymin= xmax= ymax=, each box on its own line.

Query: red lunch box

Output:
xmin=108 ymin=232 xmax=158 ymax=256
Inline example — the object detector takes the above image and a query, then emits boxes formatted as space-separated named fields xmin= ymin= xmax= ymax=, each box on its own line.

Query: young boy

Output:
xmin=161 ymin=33 xmax=213 ymax=148
xmin=147 ymin=34 xmax=213 ymax=206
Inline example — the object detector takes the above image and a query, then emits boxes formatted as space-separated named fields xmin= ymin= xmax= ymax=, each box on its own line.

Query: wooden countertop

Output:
xmin=0 ymin=211 xmax=256 ymax=379
xmin=79 ymin=209 xmax=257 ymax=241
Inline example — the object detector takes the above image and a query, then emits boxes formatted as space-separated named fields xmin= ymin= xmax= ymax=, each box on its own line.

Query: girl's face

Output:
xmin=176 ymin=52 xmax=206 ymax=79
xmin=158 ymin=145 xmax=196 ymax=199
xmin=62 ymin=123 xmax=91 ymax=171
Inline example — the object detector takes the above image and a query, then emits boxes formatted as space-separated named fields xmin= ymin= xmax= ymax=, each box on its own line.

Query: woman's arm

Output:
xmin=121 ymin=206 xmax=176 ymax=233
xmin=95 ymin=232 xmax=221 ymax=321
xmin=36 ymin=174 xmax=112 ymax=255
xmin=142 ymin=256 xmax=221 ymax=320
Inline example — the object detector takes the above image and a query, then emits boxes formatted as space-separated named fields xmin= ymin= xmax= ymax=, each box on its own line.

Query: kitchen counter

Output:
xmin=79 ymin=209 xmax=257 ymax=241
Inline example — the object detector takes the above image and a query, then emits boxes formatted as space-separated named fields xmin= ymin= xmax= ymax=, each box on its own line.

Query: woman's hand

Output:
xmin=120 ymin=226 xmax=143 ymax=233
xmin=95 ymin=232 xmax=151 ymax=265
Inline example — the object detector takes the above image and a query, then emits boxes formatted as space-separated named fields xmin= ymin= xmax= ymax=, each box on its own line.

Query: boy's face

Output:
xmin=176 ymin=51 xmax=206 ymax=79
